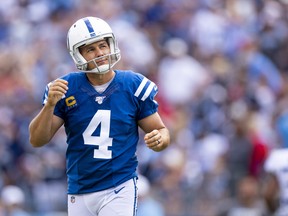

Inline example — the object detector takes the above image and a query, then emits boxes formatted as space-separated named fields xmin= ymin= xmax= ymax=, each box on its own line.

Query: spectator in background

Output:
xmin=137 ymin=175 xmax=165 ymax=216
xmin=157 ymin=37 xmax=210 ymax=107
xmin=1 ymin=185 xmax=30 ymax=216
xmin=225 ymin=119 xmax=254 ymax=197
xmin=240 ymin=37 xmax=283 ymax=95
xmin=263 ymin=148 xmax=288 ymax=216
xmin=217 ymin=176 xmax=266 ymax=216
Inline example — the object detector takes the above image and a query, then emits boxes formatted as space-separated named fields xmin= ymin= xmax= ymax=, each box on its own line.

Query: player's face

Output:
xmin=79 ymin=40 xmax=111 ymax=70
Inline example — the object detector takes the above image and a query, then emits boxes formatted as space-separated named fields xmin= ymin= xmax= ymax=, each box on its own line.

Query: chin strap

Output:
xmin=88 ymin=64 xmax=110 ymax=74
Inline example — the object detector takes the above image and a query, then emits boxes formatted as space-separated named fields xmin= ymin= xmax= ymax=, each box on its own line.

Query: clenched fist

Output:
xmin=46 ymin=79 xmax=69 ymax=107
xmin=144 ymin=129 xmax=163 ymax=152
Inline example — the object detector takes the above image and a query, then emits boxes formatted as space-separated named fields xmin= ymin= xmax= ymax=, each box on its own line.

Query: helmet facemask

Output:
xmin=75 ymin=37 xmax=121 ymax=74
xmin=79 ymin=51 xmax=118 ymax=74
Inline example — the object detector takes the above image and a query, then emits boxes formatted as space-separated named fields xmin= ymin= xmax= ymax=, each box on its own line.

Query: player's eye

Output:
xmin=87 ymin=47 xmax=95 ymax=52
xmin=99 ymin=42 xmax=108 ymax=48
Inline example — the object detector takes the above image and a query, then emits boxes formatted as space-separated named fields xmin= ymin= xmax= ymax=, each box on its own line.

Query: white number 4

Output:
xmin=82 ymin=110 xmax=113 ymax=159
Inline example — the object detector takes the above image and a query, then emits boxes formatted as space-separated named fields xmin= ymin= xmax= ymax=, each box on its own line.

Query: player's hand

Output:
xmin=144 ymin=129 xmax=163 ymax=152
xmin=46 ymin=79 xmax=68 ymax=107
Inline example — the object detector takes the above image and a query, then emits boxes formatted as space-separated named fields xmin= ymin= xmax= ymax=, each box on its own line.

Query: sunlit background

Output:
xmin=1 ymin=0 xmax=288 ymax=215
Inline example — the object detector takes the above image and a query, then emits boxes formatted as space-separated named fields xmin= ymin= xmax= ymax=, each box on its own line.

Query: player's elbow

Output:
xmin=29 ymin=139 xmax=43 ymax=148
xmin=29 ymin=135 xmax=48 ymax=148
xmin=29 ymin=123 xmax=50 ymax=147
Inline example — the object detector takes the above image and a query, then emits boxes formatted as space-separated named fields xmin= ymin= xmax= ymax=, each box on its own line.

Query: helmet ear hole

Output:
xmin=106 ymin=37 xmax=115 ymax=61
xmin=105 ymin=38 xmax=110 ymax=46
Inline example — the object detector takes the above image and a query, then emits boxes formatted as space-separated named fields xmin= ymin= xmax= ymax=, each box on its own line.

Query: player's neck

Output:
xmin=86 ymin=70 xmax=115 ymax=86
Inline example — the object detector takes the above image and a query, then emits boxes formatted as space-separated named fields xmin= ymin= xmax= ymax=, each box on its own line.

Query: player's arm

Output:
xmin=29 ymin=79 xmax=68 ymax=147
xmin=138 ymin=112 xmax=170 ymax=152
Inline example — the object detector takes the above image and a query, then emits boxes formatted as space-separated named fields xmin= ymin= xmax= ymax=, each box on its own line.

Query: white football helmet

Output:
xmin=67 ymin=17 xmax=121 ymax=74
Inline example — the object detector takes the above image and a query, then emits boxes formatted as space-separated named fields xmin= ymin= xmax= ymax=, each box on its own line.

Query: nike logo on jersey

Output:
xmin=114 ymin=186 xmax=125 ymax=194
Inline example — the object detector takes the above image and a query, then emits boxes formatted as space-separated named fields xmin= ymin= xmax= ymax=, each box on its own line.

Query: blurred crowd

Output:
xmin=1 ymin=0 xmax=288 ymax=215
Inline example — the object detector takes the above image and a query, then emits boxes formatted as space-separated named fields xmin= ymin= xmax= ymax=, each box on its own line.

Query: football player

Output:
xmin=29 ymin=16 xmax=170 ymax=216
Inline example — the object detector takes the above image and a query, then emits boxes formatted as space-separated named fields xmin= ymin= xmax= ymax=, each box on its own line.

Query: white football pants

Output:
xmin=68 ymin=178 xmax=138 ymax=216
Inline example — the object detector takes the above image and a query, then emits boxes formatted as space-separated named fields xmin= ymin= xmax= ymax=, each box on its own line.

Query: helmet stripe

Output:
xmin=83 ymin=18 xmax=96 ymax=37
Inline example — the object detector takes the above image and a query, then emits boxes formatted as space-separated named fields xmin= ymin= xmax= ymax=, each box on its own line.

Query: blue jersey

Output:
xmin=42 ymin=70 xmax=158 ymax=194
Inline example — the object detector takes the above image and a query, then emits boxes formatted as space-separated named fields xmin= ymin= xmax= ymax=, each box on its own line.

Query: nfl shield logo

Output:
xmin=71 ymin=196 xmax=75 ymax=203
xmin=95 ymin=96 xmax=105 ymax=104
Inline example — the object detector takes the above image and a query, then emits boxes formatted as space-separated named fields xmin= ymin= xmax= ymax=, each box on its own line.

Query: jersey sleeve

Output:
xmin=130 ymin=73 xmax=159 ymax=120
